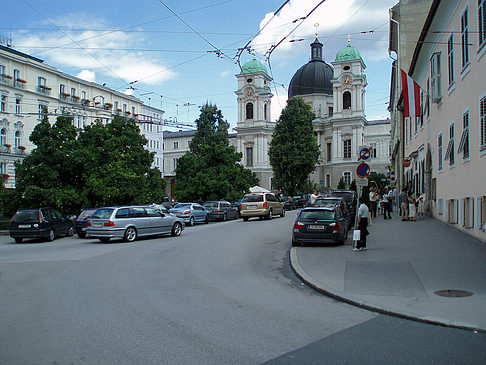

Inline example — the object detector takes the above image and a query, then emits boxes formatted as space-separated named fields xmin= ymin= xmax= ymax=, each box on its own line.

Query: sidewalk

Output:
xmin=290 ymin=214 xmax=486 ymax=332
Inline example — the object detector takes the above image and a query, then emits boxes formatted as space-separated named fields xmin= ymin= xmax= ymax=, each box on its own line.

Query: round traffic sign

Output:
xmin=403 ymin=158 xmax=411 ymax=167
xmin=356 ymin=162 xmax=370 ymax=178
xmin=359 ymin=147 xmax=371 ymax=161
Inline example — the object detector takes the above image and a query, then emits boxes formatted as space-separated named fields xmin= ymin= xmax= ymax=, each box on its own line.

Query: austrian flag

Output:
xmin=400 ymin=69 xmax=421 ymax=118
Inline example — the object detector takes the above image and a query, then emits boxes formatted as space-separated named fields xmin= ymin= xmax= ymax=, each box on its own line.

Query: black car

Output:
xmin=74 ymin=208 xmax=98 ymax=238
xmin=280 ymin=196 xmax=296 ymax=210
xmin=326 ymin=190 xmax=358 ymax=222
xmin=293 ymin=195 xmax=306 ymax=208
xmin=292 ymin=206 xmax=348 ymax=247
xmin=312 ymin=197 xmax=352 ymax=228
xmin=203 ymin=200 xmax=239 ymax=221
xmin=10 ymin=207 xmax=75 ymax=243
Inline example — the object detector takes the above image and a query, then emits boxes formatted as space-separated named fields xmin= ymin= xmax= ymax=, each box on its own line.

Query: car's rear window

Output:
xmin=299 ymin=210 xmax=335 ymax=220
xmin=78 ymin=209 xmax=97 ymax=220
xmin=91 ymin=208 xmax=114 ymax=219
xmin=242 ymin=195 xmax=263 ymax=203
xmin=12 ymin=210 xmax=38 ymax=223
xmin=204 ymin=202 xmax=218 ymax=208
xmin=173 ymin=203 xmax=191 ymax=209
xmin=313 ymin=200 xmax=337 ymax=208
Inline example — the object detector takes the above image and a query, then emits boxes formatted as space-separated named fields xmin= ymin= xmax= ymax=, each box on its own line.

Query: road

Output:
xmin=0 ymin=211 xmax=485 ymax=364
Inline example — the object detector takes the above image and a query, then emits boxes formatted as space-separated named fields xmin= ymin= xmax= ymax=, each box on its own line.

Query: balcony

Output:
xmin=14 ymin=146 xmax=26 ymax=155
xmin=14 ymin=79 xmax=26 ymax=89
xmin=71 ymin=95 xmax=80 ymax=104
xmin=37 ymin=85 xmax=52 ymax=95
xmin=0 ymin=74 xmax=12 ymax=85
xmin=59 ymin=92 xmax=70 ymax=101
xmin=0 ymin=144 xmax=11 ymax=153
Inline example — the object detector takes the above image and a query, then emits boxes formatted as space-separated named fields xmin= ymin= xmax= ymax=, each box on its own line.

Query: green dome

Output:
xmin=241 ymin=58 xmax=268 ymax=75
xmin=335 ymin=44 xmax=362 ymax=62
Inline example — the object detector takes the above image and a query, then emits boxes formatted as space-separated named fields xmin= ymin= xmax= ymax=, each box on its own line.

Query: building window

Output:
xmin=461 ymin=7 xmax=469 ymax=68
xmin=15 ymin=97 xmax=21 ymax=114
xmin=426 ymin=79 xmax=430 ymax=118
xmin=246 ymin=147 xmax=253 ymax=166
xmin=343 ymin=171 xmax=351 ymax=186
xmin=173 ymin=158 xmax=178 ymax=171
xmin=438 ymin=132 xmax=443 ymax=171
xmin=370 ymin=143 xmax=377 ymax=158
xmin=326 ymin=142 xmax=331 ymax=161
xmin=479 ymin=0 xmax=486 ymax=47
xmin=481 ymin=96 xmax=486 ymax=148
xmin=246 ymin=103 xmax=253 ymax=119
xmin=343 ymin=139 xmax=351 ymax=159
xmin=0 ymin=65 xmax=5 ymax=83
xmin=325 ymin=173 xmax=331 ymax=188
xmin=458 ymin=110 xmax=470 ymax=159
xmin=264 ymin=103 xmax=268 ymax=120
xmin=430 ymin=52 xmax=442 ymax=103
xmin=447 ymin=34 xmax=454 ymax=86
xmin=0 ymin=128 xmax=6 ymax=145
xmin=38 ymin=103 xmax=48 ymax=120
xmin=343 ymin=91 xmax=351 ymax=109
xmin=444 ymin=123 xmax=455 ymax=166
xmin=0 ymin=94 xmax=6 ymax=112
xmin=173 ymin=141 xmax=179 ymax=149
xmin=14 ymin=131 xmax=21 ymax=148
xmin=328 ymin=106 xmax=333 ymax=117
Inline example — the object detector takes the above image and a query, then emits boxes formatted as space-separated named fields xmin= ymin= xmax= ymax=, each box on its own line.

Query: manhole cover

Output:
xmin=434 ymin=289 xmax=473 ymax=298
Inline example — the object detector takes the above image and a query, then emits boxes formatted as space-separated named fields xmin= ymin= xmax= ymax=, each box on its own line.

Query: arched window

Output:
xmin=246 ymin=103 xmax=253 ymax=119
xmin=264 ymin=104 xmax=268 ymax=120
xmin=0 ymin=128 xmax=6 ymax=145
xmin=14 ymin=131 xmax=21 ymax=148
xmin=343 ymin=91 xmax=351 ymax=109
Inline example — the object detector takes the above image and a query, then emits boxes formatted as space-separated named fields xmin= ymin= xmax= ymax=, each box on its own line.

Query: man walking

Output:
xmin=354 ymin=197 xmax=369 ymax=251
xmin=399 ymin=187 xmax=409 ymax=221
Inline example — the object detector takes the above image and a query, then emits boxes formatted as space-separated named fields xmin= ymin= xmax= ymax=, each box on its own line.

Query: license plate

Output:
xmin=248 ymin=205 xmax=257 ymax=209
xmin=308 ymin=225 xmax=326 ymax=230
xmin=18 ymin=224 xmax=31 ymax=228
xmin=93 ymin=223 xmax=103 ymax=228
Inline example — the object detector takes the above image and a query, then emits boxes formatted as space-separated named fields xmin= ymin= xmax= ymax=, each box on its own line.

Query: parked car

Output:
xmin=74 ymin=208 xmax=98 ymax=238
xmin=280 ymin=195 xmax=296 ymax=210
xmin=203 ymin=200 xmax=239 ymax=221
xmin=9 ymin=207 xmax=75 ymax=243
xmin=312 ymin=197 xmax=352 ymax=228
xmin=326 ymin=190 xmax=358 ymax=223
xmin=231 ymin=199 xmax=243 ymax=218
xmin=169 ymin=203 xmax=209 ymax=226
xmin=292 ymin=206 xmax=348 ymax=247
xmin=240 ymin=192 xmax=285 ymax=221
xmin=86 ymin=205 xmax=184 ymax=243
xmin=293 ymin=195 xmax=306 ymax=208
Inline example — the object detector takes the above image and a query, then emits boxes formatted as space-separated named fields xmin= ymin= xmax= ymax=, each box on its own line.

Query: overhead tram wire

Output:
xmin=20 ymin=0 xmax=131 ymax=91
xmin=156 ymin=0 xmax=234 ymax=64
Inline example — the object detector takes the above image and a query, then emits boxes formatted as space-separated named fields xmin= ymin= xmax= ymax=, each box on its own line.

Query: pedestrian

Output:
xmin=383 ymin=190 xmax=392 ymax=219
xmin=399 ymin=187 xmax=409 ymax=221
xmin=354 ymin=197 xmax=369 ymax=251
xmin=408 ymin=194 xmax=417 ymax=221
xmin=369 ymin=187 xmax=378 ymax=218
xmin=417 ymin=193 xmax=425 ymax=218
xmin=309 ymin=190 xmax=320 ymax=205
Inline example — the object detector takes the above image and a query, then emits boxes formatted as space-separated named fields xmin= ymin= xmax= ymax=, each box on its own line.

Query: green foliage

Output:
xmin=368 ymin=172 xmax=387 ymax=189
xmin=14 ymin=115 xmax=166 ymax=214
xmin=349 ymin=179 xmax=357 ymax=192
xmin=0 ymin=184 xmax=19 ymax=218
xmin=175 ymin=103 xmax=258 ymax=202
xmin=337 ymin=177 xmax=346 ymax=189
xmin=269 ymin=97 xmax=320 ymax=196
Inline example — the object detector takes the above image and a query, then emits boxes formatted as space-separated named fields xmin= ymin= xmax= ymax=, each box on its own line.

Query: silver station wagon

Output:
xmin=86 ymin=205 xmax=184 ymax=243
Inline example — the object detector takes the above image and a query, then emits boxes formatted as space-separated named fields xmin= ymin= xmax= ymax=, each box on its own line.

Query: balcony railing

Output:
xmin=37 ymin=85 xmax=52 ymax=95
xmin=14 ymin=79 xmax=26 ymax=89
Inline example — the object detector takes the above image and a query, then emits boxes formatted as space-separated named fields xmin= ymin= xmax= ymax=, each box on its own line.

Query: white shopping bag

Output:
xmin=353 ymin=229 xmax=361 ymax=241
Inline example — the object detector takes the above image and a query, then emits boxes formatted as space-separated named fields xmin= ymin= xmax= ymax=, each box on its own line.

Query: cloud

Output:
xmin=220 ymin=70 xmax=231 ymax=77
xmin=14 ymin=13 xmax=176 ymax=86
xmin=252 ymin=0 xmax=393 ymax=64
xmin=76 ymin=70 xmax=96 ymax=82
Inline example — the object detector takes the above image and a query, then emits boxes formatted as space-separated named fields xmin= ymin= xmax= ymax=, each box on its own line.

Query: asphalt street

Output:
xmin=0 ymin=212 xmax=485 ymax=364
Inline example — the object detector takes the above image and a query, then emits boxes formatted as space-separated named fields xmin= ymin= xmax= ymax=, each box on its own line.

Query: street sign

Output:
xmin=403 ymin=158 xmax=411 ymax=167
xmin=356 ymin=162 xmax=370 ymax=178
xmin=358 ymin=146 xmax=372 ymax=161
xmin=356 ymin=178 xmax=368 ymax=187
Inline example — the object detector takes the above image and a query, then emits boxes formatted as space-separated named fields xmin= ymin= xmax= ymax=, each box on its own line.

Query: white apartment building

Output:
xmin=391 ymin=0 xmax=486 ymax=241
xmin=138 ymin=105 xmax=165 ymax=174
xmin=0 ymin=43 xmax=143 ymax=188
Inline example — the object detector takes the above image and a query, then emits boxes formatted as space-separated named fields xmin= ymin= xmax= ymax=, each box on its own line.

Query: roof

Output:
xmin=335 ymin=44 xmax=362 ymax=62
xmin=241 ymin=58 xmax=268 ymax=75
xmin=163 ymin=130 xmax=197 ymax=138
xmin=0 ymin=44 xmax=44 ymax=63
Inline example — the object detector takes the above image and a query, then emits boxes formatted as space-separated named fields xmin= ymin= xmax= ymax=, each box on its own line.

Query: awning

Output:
xmin=249 ymin=186 xmax=270 ymax=193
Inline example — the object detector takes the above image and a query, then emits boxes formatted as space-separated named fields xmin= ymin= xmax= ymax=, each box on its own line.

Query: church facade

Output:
xmin=235 ymin=38 xmax=391 ymax=192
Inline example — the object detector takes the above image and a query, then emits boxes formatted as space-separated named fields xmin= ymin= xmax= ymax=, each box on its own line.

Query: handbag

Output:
xmin=353 ymin=229 xmax=361 ymax=241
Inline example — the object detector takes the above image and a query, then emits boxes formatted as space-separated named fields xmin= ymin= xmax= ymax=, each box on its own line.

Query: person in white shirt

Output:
xmin=354 ymin=197 xmax=369 ymax=251
xmin=309 ymin=190 xmax=320 ymax=205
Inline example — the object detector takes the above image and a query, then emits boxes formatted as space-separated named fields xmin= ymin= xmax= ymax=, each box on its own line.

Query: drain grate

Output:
xmin=434 ymin=289 xmax=473 ymax=298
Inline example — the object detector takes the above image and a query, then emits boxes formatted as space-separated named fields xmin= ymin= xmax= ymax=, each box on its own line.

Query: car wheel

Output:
xmin=171 ymin=222 xmax=182 ymax=236
xmin=189 ymin=216 xmax=195 ymax=226
xmin=78 ymin=232 xmax=86 ymax=239
xmin=267 ymin=210 xmax=273 ymax=220
xmin=46 ymin=229 xmax=55 ymax=242
xmin=99 ymin=238 xmax=110 ymax=243
xmin=280 ymin=209 xmax=285 ymax=217
xmin=67 ymin=226 xmax=75 ymax=237
xmin=292 ymin=239 xmax=301 ymax=247
xmin=204 ymin=214 xmax=209 ymax=224
xmin=14 ymin=238 xmax=23 ymax=243
xmin=243 ymin=217 xmax=249 ymax=221
xmin=123 ymin=227 xmax=137 ymax=242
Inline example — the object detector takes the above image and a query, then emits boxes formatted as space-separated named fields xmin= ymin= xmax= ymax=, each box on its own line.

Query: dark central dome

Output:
xmin=288 ymin=38 xmax=333 ymax=98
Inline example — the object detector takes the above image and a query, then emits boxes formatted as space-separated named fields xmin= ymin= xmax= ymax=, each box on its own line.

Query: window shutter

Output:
xmin=446 ymin=200 xmax=450 ymax=222
xmin=469 ymin=197 xmax=474 ymax=228
xmin=478 ymin=197 xmax=483 ymax=229
xmin=461 ymin=198 xmax=465 ymax=226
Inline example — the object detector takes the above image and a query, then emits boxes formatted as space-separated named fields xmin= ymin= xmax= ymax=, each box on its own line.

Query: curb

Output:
xmin=289 ymin=247 xmax=485 ymax=334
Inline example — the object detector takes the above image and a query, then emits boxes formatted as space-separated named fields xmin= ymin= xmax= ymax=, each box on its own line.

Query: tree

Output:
xmin=269 ymin=97 xmax=320 ymax=195
xmin=337 ymin=177 xmax=346 ymax=189
xmin=15 ymin=115 xmax=166 ymax=213
xmin=174 ymin=103 xmax=258 ymax=202
xmin=349 ymin=179 xmax=357 ymax=192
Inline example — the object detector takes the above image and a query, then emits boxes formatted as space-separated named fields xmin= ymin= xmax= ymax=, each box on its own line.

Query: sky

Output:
xmin=3 ymin=0 xmax=398 ymax=131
